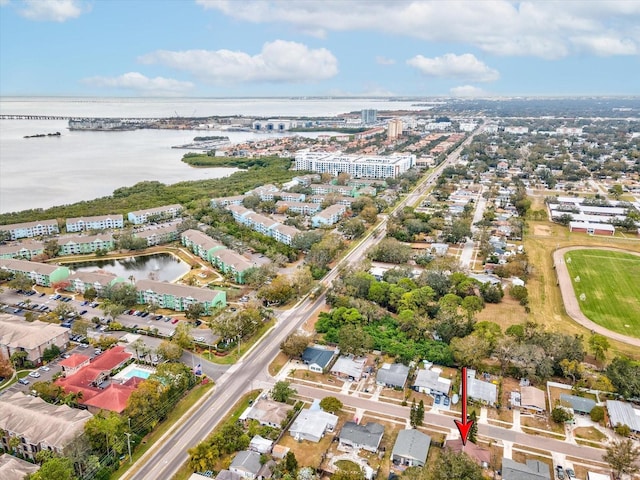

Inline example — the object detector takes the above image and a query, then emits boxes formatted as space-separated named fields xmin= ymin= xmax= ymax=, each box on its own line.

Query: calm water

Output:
xmin=65 ymin=253 xmax=190 ymax=282
xmin=0 ymin=97 xmax=428 ymax=214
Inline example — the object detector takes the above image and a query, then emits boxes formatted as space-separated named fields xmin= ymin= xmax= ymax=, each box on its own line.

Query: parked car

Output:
xmin=443 ymin=396 xmax=450 ymax=406
xmin=39 ymin=366 xmax=50 ymax=372
xmin=171 ymin=318 xmax=179 ymax=324
xmin=28 ymin=371 xmax=41 ymax=378
xmin=164 ymin=317 xmax=171 ymax=322
xmin=79 ymin=310 xmax=88 ymax=315
xmin=565 ymin=468 xmax=575 ymax=479
xmin=81 ymin=301 xmax=88 ymax=306
xmin=556 ymin=466 xmax=565 ymax=480
xmin=194 ymin=336 xmax=205 ymax=342
xmin=435 ymin=395 xmax=441 ymax=405
xmin=18 ymin=378 xmax=30 ymax=385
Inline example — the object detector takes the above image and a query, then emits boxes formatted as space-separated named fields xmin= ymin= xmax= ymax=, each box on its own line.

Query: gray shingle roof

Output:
xmin=502 ymin=458 xmax=550 ymax=480
xmin=376 ymin=363 xmax=409 ymax=388
xmin=560 ymin=394 xmax=596 ymax=414
xmin=391 ymin=429 xmax=431 ymax=465
xmin=301 ymin=347 xmax=335 ymax=369
xmin=606 ymin=400 xmax=640 ymax=432
xmin=339 ymin=422 xmax=384 ymax=450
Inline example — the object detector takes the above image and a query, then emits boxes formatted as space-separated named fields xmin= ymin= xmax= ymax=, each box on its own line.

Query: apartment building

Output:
xmin=0 ymin=314 xmax=69 ymax=365
xmin=311 ymin=204 xmax=347 ymax=227
xmin=275 ymin=201 xmax=322 ymax=216
xmin=211 ymin=195 xmax=246 ymax=208
xmin=0 ymin=219 xmax=59 ymax=240
xmin=295 ymin=149 xmax=415 ymax=179
xmin=127 ymin=204 xmax=183 ymax=225
xmin=66 ymin=214 xmax=124 ymax=232
xmin=133 ymin=223 xmax=181 ymax=246
xmin=0 ymin=258 xmax=70 ymax=287
xmin=58 ymin=233 xmax=115 ymax=256
xmin=0 ymin=240 xmax=44 ymax=260
xmin=271 ymin=224 xmax=301 ymax=246
xmin=136 ymin=279 xmax=226 ymax=313
xmin=67 ymin=271 xmax=124 ymax=294
xmin=0 ymin=392 xmax=92 ymax=462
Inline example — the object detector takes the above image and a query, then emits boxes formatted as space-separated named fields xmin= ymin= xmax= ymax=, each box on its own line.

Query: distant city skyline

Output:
xmin=1 ymin=0 xmax=639 ymax=98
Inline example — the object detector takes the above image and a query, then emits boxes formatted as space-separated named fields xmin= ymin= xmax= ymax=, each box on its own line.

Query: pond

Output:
xmin=65 ymin=253 xmax=190 ymax=282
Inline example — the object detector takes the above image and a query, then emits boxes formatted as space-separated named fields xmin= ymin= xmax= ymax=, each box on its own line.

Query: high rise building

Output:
xmin=387 ymin=118 xmax=403 ymax=140
xmin=361 ymin=109 xmax=377 ymax=125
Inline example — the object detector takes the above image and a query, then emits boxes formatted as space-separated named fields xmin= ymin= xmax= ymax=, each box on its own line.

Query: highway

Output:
xmin=125 ymin=126 xmax=484 ymax=479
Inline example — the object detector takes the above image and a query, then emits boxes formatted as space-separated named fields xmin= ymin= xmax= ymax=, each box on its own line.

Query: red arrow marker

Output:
xmin=454 ymin=366 xmax=474 ymax=446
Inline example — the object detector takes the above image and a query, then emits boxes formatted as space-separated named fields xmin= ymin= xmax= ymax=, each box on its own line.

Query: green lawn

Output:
xmin=564 ymin=249 xmax=640 ymax=338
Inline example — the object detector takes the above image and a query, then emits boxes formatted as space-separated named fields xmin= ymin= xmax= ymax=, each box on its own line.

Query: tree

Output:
xmin=102 ymin=282 xmax=138 ymax=307
xmin=172 ymin=322 xmax=194 ymax=349
xmin=71 ymin=319 xmax=90 ymax=336
xmin=338 ymin=324 xmax=373 ymax=357
xmin=339 ymin=218 xmax=366 ymax=239
xmin=280 ymin=332 xmax=310 ymax=358
xmin=30 ymin=456 xmax=76 ymax=480
xmin=410 ymin=399 xmax=425 ymax=428
xmin=42 ymin=344 xmax=61 ymax=362
xmin=284 ymin=451 xmax=298 ymax=475
xmin=126 ymin=378 xmax=167 ymax=433
xmin=606 ymin=356 xmax=640 ymax=399
xmin=100 ymin=299 xmax=126 ymax=322
xmin=590 ymin=406 xmax=605 ymax=423
xmin=603 ymin=439 xmax=640 ymax=480
xmin=426 ymin=448 xmax=484 ymax=480
xmin=0 ymin=356 xmax=14 ymax=378
xmin=588 ymin=334 xmax=610 ymax=363
xmin=185 ymin=303 xmax=205 ymax=322
xmin=10 ymin=350 xmax=28 ymax=369
xmin=8 ymin=273 xmax=34 ymax=291
xmin=609 ymin=184 xmax=624 ymax=200
xmin=272 ymin=381 xmax=296 ymax=403
xmin=319 ymin=396 xmax=343 ymax=414
xmin=551 ymin=407 xmax=573 ymax=424
xmin=157 ymin=340 xmax=183 ymax=361
xmin=83 ymin=287 xmax=98 ymax=302
xmin=468 ymin=410 xmax=478 ymax=443
xmin=461 ymin=295 xmax=484 ymax=319
xmin=450 ymin=335 xmax=490 ymax=371
xmin=43 ymin=239 xmax=60 ymax=258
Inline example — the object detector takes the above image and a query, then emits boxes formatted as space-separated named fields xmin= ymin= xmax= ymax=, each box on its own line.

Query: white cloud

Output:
xmin=571 ymin=35 xmax=638 ymax=56
xmin=0 ymin=0 xmax=11 ymax=7
xmin=197 ymin=1 xmax=640 ymax=58
xmin=376 ymin=56 xmax=395 ymax=65
xmin=18 ymin=0 xmax=86 ymax=22
xmin=450 ymin=85 xmax=486 ymax=97
xmin=407 ymin=53 xmax=499 ymax=82
xmin=82 ymin=72 xmax=194 ymax=96
xmin=138 ymin=40 xmax=338 ymax=84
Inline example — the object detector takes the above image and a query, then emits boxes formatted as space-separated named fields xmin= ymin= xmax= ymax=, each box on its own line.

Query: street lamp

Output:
xmin=124 ymin=432 xmax=132 ymax=464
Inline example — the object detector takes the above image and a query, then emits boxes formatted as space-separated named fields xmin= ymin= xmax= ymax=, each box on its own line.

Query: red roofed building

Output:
xmin=445 ymin=440 xmax=490 ymax=467
xmin=59 ymin=354 xmax=90 ymax=377
xmin=55 ymin=346 xmax=136 ymax=414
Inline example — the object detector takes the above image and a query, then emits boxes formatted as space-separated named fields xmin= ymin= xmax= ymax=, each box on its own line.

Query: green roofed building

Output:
xmin=0 ymin=258 xmax=70 ymax=287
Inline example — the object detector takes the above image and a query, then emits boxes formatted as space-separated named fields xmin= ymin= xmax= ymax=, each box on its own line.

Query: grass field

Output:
xmin=564 ymin=249 xmax=640 ymax=338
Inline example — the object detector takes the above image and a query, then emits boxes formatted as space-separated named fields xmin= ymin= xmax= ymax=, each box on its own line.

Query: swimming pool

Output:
xmin=113 ymin=364 xmax=156 ymax=382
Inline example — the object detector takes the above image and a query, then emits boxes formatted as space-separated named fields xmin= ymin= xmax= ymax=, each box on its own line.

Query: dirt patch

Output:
xmin=533 ymin=225 xmax=552 ymax=236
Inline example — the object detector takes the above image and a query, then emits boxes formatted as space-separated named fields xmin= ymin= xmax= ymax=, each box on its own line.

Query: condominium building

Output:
xmin=211 ymin=195 xmax=247 ymax=208
xmin=295 ymin=149 xmax=415 ymax=179
xmin=127 ymin=204 xmax=183 ymax=225
xmin=225 ymin=205 xmax=300 ymax=246
xmin=0 ymin=219 xmax=59 ymax=240
xmin=0 ymin=240 xmax=44 ymax=260
xmin=136 ymin=279 xmax=226 ymax=313
xmin=275 ymin=201 xmax=322 ymax=216
xmin=311 ymin=204 xmax=347 ymax=227
xmin=0 ymin=314 xmax=70 ymax=365
xmin=0 ymin=258 xmax=70 ymax=287
xmin=0 ymin=392 xmax=92 ymax=462
xmin=133 ymin=223 xmax=181 ymax=246
xmin=361 ymin=109 xmax=377 ymax=125
xmin=66 ymin=214 xmax=124 ymax=232
xmin=387 ymin=118 xmax=403 ymax=140
xmin=58 ymin=233 xmax=115 ymax=255
xmin=67 ymin=271 xmax=125 ymax=294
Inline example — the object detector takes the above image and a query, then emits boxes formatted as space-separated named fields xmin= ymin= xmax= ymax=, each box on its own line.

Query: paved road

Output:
xmin=292 ymin=384 xmax=608 ymax=467
xmin=125 ymin=126 xmax=484 ymax=480
xmin=553 ymin=246 xmax=640 ymax=348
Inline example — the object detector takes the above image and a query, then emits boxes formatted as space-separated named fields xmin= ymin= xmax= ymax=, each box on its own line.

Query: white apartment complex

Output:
xmin=66 ymin=214 xmax=124 ymax=232
xmin=295 ymin=149 xmax=415 ymax=179
xmin=127 ymin=204 xmax=183 ymax=225
xmin=1 ymin=219 xmax=59 ymax=240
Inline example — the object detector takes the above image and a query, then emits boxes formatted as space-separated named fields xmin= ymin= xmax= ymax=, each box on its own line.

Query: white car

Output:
xmin=39 ymin=366 xmax=50 ymax=372
xmin=28 ymin=371 xmax=41 ymax=378
xmin=194 ymin=337 xmax=205 ymax=342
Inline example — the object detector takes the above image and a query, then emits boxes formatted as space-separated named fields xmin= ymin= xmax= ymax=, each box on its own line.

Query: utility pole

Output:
xmin=124 ymin=432 xmax=132 ymax=464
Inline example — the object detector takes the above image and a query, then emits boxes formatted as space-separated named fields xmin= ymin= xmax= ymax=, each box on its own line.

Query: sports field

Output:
xmin=564 ymin=249 xmax=640 ymax=338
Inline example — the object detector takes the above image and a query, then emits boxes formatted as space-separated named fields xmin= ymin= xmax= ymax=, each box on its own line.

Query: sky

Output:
xmin=1 ymin=0 xmax=639 ymax=98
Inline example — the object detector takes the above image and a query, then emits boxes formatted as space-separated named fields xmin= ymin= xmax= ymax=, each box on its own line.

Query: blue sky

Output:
xmin=1 ymin=0 xmax=639 ymax=97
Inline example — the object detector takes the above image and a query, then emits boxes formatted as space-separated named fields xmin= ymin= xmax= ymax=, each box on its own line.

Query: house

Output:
xmin=511 ymin=386 xmax=546 ymax=413
xmin=412 ymin=368 xmax=451 ymax=396
xmin=606 ymin=400 xmax=640 ymax=434
xmin=127 ymin=204 xmax=182 ymax=224
xmin=245 ymin=398 xmax=293 ymax=428
xmin=466 ymin=370 xmax=497 ymax=405
xmin=215 ymin=471 xmax=242 ymax=480
xmin=0 ymin=453 xmax=40 ymax=480
xmin=301 ymin=346 xmax=336 ymax=373
xmin=0 ymin=392 xmax=92 ymax=461
xmin=0 ymin=314 xmax=69 ymax=365
xmin=0 ymin=219 xmax=59 ymax=240
xmin=229 ymin=450 xmax=274 ymax=480
xmin=376 ymin=363 xmax=410 ymax=389
xmin=229 ymin=450 xmax=262 ymax=479
xmin=560 ymin=394 xmax=596 ymax=415
xmin=66 ymin=214 xmax=124 ymax=232
xmin=501 ymin=458 xmax=550 ymax=480
xmin=391 ymin=429 xmax=431 ymax=467
xmin=339 ymin=422 xmax=384 ymax=453
xmin=331 ymin=355 xmax=366 ymax=381
xmin=249 ymin=435 xmax=273 ymax=454
xmin=0 ymin=258 xmax=70 ymax=287
xmin=289 ymin=408 xmax=338 ymax=442
xmin=446 ymin=440 xmax=490 ymax=467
